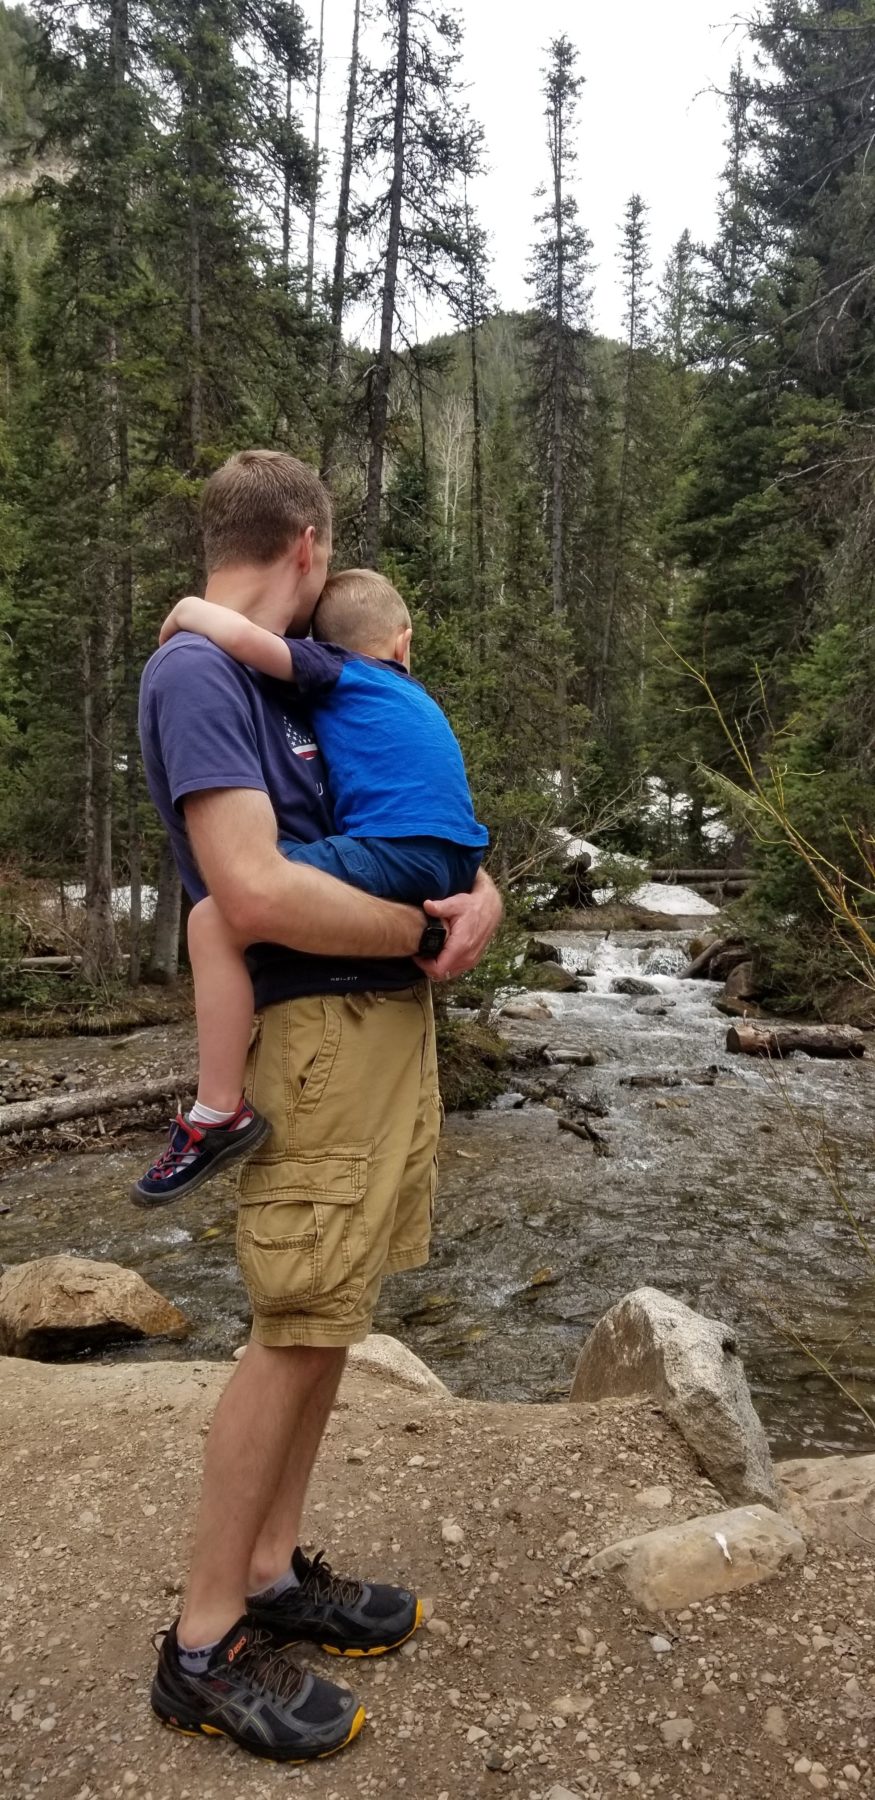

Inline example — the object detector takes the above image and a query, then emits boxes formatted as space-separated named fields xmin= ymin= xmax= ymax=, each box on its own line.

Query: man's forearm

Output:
xmin=185 ymin=788 xmax=423 ymax=960
xmin=235 ymin=855 xmax=423 ymax=959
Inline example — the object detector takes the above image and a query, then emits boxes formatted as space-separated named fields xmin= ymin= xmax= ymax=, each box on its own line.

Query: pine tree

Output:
xmin=597 ymin=193 xmax=654 ymax=721
xmin=14 ymin=0 xmax=154 ymax=979
xmin=526 ymin=33 xmax=592 ymax=807
xmin=304 ymin=0 xmax=324 ymax=313
xmin=355 ymin=0 xmax=476 ymax=566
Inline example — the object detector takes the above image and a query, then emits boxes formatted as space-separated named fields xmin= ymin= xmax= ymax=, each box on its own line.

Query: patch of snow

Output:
xmin=629 ymin=881 xmax=718 ymax=917
xmin=63 ymin=883 xmax=158 ymax=921
xmin=552 ymin=828 xmax=718 ymax=915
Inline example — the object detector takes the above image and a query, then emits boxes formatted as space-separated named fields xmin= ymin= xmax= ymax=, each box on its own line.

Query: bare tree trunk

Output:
xmin=363 ymin=0 xmax=408 ymax=568
xmin=467 ymin=255 xmax=485 ymax=598
xmin=305 ymin=0 xmax=325 ymax=314
xmin=81 ymin=617 xmax=120 ymax=983
xmin=145 ymin=839 xmax=182 ymax=986
xmin=281 ymin=59 xmax=293 ymax=286
xmin=321 ymin=0 xmax=360 ymax=483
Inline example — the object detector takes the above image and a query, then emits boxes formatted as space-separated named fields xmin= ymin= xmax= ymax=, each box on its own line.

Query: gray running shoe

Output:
xmin=150 ymin=1615 xmax=365 ymax=1761
xmin=249 ymin=1548 xmax=422 ymax=1658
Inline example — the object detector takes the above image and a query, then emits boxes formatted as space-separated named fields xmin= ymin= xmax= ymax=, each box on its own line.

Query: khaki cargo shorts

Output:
xmin=237 ymin=983 xmax=440 ymax=1348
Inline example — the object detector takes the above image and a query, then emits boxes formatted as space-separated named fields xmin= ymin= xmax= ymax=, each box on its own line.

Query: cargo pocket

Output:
xmin=237 ymin=1147 xmax=371 ymax=1320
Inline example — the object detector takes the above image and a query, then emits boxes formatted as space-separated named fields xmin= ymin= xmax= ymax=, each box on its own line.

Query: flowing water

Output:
xmin=2 ymin=925 xmax=875 ymax=1458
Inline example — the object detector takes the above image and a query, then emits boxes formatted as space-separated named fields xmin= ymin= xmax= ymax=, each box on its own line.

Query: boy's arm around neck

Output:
xmin=159 ymin=596 xmax=294 ymax=681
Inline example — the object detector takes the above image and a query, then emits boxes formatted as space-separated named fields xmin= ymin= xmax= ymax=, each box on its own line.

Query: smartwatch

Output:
xmin=417 ymin=914 xmax=447 ymax=959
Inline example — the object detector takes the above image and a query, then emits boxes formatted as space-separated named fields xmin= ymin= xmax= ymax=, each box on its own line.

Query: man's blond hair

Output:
xmin=313 ymin=569 xmax=411 ymax=653
xmin=201 ymin=449 xmax=332 ymax=571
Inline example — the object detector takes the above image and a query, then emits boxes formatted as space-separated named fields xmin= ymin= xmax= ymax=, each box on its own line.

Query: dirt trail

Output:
xmin=1 ymin=1357 xmax=874 ymax=1800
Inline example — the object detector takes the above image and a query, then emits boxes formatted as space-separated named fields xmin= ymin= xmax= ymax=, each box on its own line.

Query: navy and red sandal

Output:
xmin=130 ymin=1100 xmax=270 ymax=1207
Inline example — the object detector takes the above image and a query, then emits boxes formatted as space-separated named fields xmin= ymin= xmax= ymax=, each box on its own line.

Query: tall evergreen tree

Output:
xmin=354 ymin=0 xmax=476 ymax=566
xmin=526 ymin=33 xmax=592 ymax=806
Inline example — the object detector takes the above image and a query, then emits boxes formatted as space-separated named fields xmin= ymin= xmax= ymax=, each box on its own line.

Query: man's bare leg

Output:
xmin=179 ymin=1341 xmax=344 ymax=1648
xmin=246 ymin=1345 xmax=347 ymax=1595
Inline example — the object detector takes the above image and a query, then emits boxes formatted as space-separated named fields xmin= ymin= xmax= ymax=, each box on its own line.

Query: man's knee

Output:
xmin=240 ymin=1340 xmax=347 ymax=1383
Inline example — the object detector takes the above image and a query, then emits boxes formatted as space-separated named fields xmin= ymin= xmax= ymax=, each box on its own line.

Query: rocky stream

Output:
xmin=2 ymin=921 xmax=874 ymax=1460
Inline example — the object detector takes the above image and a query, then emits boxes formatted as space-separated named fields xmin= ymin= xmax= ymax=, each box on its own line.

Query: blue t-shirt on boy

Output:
xmin=274 ymin=639 xmax=488 ymax=908
xmin=289 ymin=640 xmax=488 ymax=846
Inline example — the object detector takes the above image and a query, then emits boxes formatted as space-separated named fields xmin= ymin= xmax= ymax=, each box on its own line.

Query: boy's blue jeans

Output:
xmin=277 ymin=833 xmax=483 ymax=904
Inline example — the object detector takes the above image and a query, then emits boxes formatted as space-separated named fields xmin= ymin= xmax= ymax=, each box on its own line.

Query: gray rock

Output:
xmin=649 ymin=1635 xmax=673 ymax=1655
xmin=610 ymin=976 xmax=660 ymax=997
xmin=346 ymin=1332 xmax=450 ymax=1396
xmin=660 ymin=1717 xmax=695 ymax=1746
xmin=524 ymin=937 xmax=562 ymax=965
xmin=570 ymin=1286 xmax=777 ymax=1506
xmin=590 ymin=1504 xmax=805 ymax=1611
xmin=0 ymin=1255 xmax=189 ymax=1358
xmin=778 ymin=1451 xmax=875 ymax=1548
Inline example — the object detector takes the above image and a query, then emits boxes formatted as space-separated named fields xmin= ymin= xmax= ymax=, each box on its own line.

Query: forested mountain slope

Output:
xmin=0 ymin=0 xmax=872 ymax=1015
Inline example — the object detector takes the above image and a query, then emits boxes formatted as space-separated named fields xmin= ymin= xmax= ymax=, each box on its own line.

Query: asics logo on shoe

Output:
xmin=227 ymin=1635 xmax=248 ymax=1662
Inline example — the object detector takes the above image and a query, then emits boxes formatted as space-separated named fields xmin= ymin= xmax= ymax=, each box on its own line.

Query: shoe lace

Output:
xmin=301 ymin=1551 xmax=363 ymax=1609
xmin=234 ymin=1626 xmax=306 ymax=1704
xmin=147 ymin=1114 xmax=200 ymax=1179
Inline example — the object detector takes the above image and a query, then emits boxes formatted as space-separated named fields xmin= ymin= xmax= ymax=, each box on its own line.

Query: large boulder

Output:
xmin=590 ymin=1505 xmax=805 ymax=1612
xmin=610 ymin=976 xmax=660 ymax=997
xmin=570 ymin=1287 xmax=777 ymax=1506
xmin=779 ymin=1452 xmax=875 ymax=1549
xmin=723 ymin=960 xmax=757 ymax=1001
xmin=347 ymin=1332 xmax=450 ymax=1396
xmin=520 ymin=961 xmax=581 ymax=994
xmin=523 ymin=937 xmax=561 ymax=966
xmin=0 ymin=1256 xmax=189 ymax=1358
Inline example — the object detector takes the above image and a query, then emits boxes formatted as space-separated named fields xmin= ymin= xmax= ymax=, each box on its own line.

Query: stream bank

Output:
xmin=3 ymin=1355 xmax=875 ymax=1800
xmin=1 ymin=920 xmax=874 ymax=1459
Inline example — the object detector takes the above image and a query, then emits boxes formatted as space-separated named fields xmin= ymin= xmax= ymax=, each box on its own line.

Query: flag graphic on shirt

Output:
xmin=284 ymin=717 xmax=318 ymax=760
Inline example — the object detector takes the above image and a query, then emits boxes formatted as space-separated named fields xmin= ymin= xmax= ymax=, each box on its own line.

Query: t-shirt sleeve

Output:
xmin=145 ymin=636 xmax=270 ymax=809
xmin=285 ymin=638 xmax=346 ymax=696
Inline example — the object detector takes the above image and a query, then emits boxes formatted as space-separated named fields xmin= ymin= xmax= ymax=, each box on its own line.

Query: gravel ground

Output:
xmin=1 ymin=1357 xmax=874 ymax=1800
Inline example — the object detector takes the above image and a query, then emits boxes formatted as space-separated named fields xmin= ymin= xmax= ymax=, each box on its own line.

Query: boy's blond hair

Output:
xmin=313 ymin=569 xmax=411 ymax=653
xmin=201 ymin=450 xmax=332 ymax=571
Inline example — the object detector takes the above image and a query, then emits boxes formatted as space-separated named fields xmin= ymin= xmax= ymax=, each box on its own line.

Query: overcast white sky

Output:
xmin=301 ymin=0 xmax=752 ymax=341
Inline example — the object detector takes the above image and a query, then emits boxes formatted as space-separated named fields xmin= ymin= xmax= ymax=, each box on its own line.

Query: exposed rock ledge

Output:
xmin=2 ymin=1354 xmax=874 ymax=1800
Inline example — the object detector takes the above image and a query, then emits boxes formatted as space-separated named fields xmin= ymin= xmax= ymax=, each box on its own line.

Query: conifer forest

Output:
xmin=0 ymin=0 xmax=874 ymax=1013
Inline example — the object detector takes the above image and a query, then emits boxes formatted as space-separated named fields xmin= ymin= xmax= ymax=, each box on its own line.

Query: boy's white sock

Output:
xmin=188 ymin=1099 xmax=248 ymax=1128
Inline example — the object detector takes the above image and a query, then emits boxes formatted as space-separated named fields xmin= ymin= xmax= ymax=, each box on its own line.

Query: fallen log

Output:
xmin=726 ymin=1022 xmax=867 ymax=1060
xmin=558 ymin=1114 xmax=610 ymax=1156
xmin=622 ymin=1067 xmax=720 ymax=1090
xmin=0 ymin=1070 xmax=195 ymax=1137
xmin=680 ymin=938 xmax=730 ymax=981
xmin=19 ymin=955 xmax=80 ymax=971
xmin=647 ymin=868 xmax=755 ymax=884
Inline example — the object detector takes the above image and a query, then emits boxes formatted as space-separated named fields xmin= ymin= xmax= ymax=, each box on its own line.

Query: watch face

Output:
xmin=419 ymin=920 xmax=447 ymax=958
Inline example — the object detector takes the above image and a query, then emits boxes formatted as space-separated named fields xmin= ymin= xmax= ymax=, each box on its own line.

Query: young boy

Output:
xmin=132 ymin=569 xmax=488 ymax=1204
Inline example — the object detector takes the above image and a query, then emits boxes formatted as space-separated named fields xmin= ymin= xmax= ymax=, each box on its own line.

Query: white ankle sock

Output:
xmin=188 ymin=1099 xmax=244 ymax=1128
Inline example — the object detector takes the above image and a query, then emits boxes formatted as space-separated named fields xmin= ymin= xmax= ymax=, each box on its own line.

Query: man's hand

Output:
xmin=415 ymin=868 xmax=503 ymax=981
xmin=159 ymin=596 xmax=209 ymax=646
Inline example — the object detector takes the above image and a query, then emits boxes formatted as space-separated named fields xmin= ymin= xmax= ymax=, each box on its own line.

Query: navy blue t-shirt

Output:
xmin=138 ymin=634 xmax=420 ymax=1007
xmin=288 ymin=640 xmax=488 ymax=848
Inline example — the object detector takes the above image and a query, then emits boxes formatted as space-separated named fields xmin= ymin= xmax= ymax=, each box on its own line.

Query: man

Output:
xmin=138 ymin=449 xmax=502 ymax=1763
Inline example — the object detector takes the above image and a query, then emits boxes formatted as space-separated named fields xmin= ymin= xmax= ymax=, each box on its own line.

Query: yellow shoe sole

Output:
xmin=320 ymin=1597 xmax=424 ymax=1658
xmin=155 ymin=1701 xmax=367 ymax=1763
